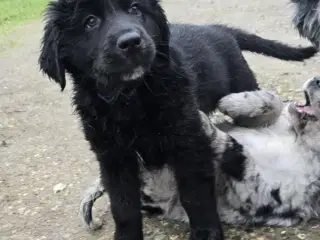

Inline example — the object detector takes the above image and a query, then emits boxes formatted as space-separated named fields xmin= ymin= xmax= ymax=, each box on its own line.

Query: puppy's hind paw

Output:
xmin=218 ymin=90 xmax=283 ymax=127
xmin=79 ymin=178 xmax=106 ymax=231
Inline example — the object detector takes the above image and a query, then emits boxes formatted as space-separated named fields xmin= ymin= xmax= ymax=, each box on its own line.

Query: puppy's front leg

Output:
xmin=98 ymin=151 xmax=143 ymax=240
xmin=169 ymin=134 xmax=224 ymax=240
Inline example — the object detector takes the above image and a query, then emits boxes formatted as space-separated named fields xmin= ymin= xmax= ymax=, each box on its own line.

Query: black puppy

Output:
xmin=292 ymin=0 xmax=320 ymax=48
xmin=39 ymin=0 xmax=317 ymax=239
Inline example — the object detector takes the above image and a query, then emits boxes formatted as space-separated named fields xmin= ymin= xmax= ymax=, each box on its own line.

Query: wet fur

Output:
xmin=39 ymin=1 xmax=318 ymax=239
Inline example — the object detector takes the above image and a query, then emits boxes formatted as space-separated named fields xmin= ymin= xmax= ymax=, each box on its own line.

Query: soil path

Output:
xmin=0 ymin=0 xmax=319 ymax=239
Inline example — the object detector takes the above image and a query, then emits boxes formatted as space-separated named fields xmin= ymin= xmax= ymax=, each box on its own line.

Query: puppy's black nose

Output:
xmin=117 ymin=32 xmax=141 ymax=51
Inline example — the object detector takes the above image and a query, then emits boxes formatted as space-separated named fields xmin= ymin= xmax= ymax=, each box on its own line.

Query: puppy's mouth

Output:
xmin=292 ymin=91 xmax=317 ymax=120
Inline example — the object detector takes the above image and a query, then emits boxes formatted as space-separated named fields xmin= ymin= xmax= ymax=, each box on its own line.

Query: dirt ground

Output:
xmin=1 ymin=0 xmax=319 ymax=239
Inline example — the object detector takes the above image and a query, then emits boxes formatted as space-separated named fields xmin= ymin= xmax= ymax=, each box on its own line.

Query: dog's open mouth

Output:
xmin=294 ymin=91 xmax=317 ymax=119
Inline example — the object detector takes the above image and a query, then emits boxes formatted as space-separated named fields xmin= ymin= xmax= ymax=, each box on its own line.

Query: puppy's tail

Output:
xmin=222 ymin=25 xmax=318 ymax=61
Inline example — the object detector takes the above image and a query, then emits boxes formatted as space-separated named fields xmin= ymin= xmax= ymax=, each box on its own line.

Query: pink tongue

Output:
xmin=296 ymin=105 xmax=314 ymax=115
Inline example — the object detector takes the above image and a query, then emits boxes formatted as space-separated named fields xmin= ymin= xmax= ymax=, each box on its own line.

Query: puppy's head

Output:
xmin=39 ymin=0 xmax=169 ymax=91
xmin=288 ymin=76 xmax=320 ymax=151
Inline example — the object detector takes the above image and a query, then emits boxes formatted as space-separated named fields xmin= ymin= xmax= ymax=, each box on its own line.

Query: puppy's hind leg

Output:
xmin=79 ymin=178 xmax=106 ymax=231
xmin=218 ymin=90 xmax=283 ymax=127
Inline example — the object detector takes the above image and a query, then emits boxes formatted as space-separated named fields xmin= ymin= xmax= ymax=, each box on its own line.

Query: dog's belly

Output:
xmin=220 ymin=119 xmax=320 ymax=223
xmin=228 ymin=125 xmax=310 ymax=185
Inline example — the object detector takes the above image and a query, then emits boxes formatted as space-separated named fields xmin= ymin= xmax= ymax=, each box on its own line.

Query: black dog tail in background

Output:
xmin=218 ymin=25 xmax=318 ymax=61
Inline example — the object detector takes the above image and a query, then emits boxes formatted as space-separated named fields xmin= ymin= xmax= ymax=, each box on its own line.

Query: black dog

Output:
xmin=39 ymin=0 xmax=317 ymax=239
xmin=292 ymin=0 xmax=320 ymax=48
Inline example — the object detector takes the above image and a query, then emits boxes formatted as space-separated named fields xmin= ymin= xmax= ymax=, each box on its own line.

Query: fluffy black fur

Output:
xmin=292 ymin=0 xmax=320 ymax=48
xmin=39 ymin=0 xmax=317 ymax=239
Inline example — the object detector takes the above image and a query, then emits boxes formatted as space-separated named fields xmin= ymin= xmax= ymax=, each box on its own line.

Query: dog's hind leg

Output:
xmin=218 ymin=90 xmax=283 ymax=127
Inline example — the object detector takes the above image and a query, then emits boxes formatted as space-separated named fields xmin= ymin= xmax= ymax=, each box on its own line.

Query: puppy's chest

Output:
xmin=87 ymin=98 xmax=175 ymax=163
xmin=111 ymin=122 xmax=174 ymax=168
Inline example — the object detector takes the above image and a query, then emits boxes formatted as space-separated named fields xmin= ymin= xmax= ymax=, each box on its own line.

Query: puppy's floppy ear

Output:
xmin=39 ymin=22 xmax=66 ymax=91
xmin=150 ymin=0 xmax=170 ymax=64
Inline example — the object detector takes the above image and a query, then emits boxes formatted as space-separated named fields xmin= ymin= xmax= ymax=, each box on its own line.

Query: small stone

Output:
xmin=145 ymin=230 xmax=153 ymax=237
xmin=297 ymin=234 xmax=306 ymax=240
xmin=53 ymin=183 xmax=67 ymax=193
xmin=30 ymin=211 xmax=38 ymax=216
xmin=280 ymin=72 xmax=289 ymax=76
xmin=268 ymin=228 xmax=274 ymax=232
xmin=1 ymin=140 xmax=8 ymax=147
xmin=36 ymin=236 xmax=46 ymax=240
xmin=17 ymin=207 xmax=26 ymax=215
xmin=169 ymin=236 xmax=179 ymax=240
xmin=161 ymin=221 xmax=168 ymax=226
xmin=281 ymin=231 xmax=286 ymax=235
xmin=24 ymin=209 xmax=31 ymax=215
xmin=51 ymin=206 xmax=59 ymax=211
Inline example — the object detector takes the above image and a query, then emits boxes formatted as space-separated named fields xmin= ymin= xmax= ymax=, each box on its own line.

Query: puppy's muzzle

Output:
xmin=303 ymin=76 xmax=320 ymax=90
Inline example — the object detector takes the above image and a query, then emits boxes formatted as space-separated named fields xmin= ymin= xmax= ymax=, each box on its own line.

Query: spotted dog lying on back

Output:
xmin=80 ymin=76 xmax=320 ymax=229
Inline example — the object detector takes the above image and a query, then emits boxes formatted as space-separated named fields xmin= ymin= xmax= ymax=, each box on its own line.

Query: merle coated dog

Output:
xmin=39 ymin=0 xmax=317 ymax=239
xmin=292 ymin=0 xmax=320 ymax=48
xmin=81 ymin=76 xmax=320 ymax=229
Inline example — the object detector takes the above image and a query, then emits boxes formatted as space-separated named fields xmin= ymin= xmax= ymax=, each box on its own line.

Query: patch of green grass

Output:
xmin=0 ymin=0 xmax=48 ymax=33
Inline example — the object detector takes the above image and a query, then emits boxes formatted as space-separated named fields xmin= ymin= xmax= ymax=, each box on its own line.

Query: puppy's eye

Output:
xmin=128 ymin=3 xmax=142 ymax=16
xmin=84 ymin=15 xmax=100 ymax=30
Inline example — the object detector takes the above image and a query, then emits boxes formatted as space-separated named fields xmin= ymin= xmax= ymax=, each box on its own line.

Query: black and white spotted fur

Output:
xmin=80 ymin=76 xmax=320 ymax=229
